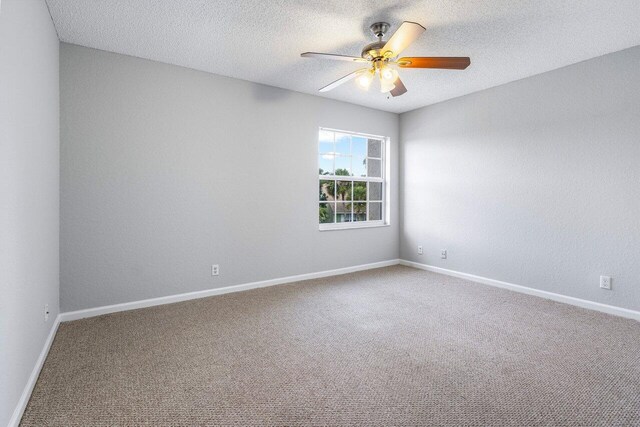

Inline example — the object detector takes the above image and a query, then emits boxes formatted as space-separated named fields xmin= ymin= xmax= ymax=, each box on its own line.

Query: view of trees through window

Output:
xmin=318 ymin=129 xmax=385 ymax=226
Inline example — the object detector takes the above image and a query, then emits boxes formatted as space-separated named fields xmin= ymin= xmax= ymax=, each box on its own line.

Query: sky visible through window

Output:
xmin=318 ymin=130 xmax=369 ymax=178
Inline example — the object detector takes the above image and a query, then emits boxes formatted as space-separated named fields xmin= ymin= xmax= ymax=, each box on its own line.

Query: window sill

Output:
xmin=319 ymin=222 xmax=389 ymax=232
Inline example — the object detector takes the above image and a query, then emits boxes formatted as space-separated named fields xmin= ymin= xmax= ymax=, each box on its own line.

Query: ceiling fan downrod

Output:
xmin=369 ymin=22 xmax=390 ymax=40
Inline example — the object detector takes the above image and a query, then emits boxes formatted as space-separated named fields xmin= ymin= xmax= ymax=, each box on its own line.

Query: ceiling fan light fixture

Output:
xmin=380 ymin=66 xmax=398 ymax=83
xmin=357 ymin=71 xmax=374 ymax=89
xmin=378 ymin=64 xmax=397 ymax=92
xmin=379 ymin=77 xmax=396 ymax=93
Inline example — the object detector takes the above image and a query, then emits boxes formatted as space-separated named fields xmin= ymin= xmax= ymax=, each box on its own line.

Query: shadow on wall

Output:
xmin=250 ymin=82 xmax=293 ymax=102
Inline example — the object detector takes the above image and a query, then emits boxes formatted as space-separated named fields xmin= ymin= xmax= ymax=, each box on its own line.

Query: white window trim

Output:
xmin=319 ymin=220 xmax=389 ymax=231
xmin=318 ymin=127 xmax=390 ymax=231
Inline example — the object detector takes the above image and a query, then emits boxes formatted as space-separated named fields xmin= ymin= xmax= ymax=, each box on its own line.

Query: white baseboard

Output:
xmin=59 ymin=259 xmax=401 ymax=322
xmin=400 ymin=260 xmax=640 ymax=321
xmin=8 ymin=315 xmax=61 ymax=427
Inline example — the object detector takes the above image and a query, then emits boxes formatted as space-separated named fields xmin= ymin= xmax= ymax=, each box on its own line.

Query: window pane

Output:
xmin=319 ymin=129 xmax=334 ymax=153
xmin=353 ymin=202 xmax=367 ymax=221
xmin=368 ymin=139 xmax=382 ymax=158
xmin=335 ymin=156 xmax=351 ymax=176
xmin=336 ymin=202 xmax=352 ymax=222
xmin=319 ymin=203 xmax=335 ymax=224
xmin=335 ymin=133 xmax=351 ymax=155
xmin=369 ymin=182 xmax=382 ymax=201
xmin=319 ymin=154 xmax=334 ymax=176
xmin=353 ymin=181 xmax=367 ymax=201
xmin=352 ymin=155 xmax=366 ymax=177
xmin=336 ymin=181 xmax=352 ymax=201
xmin=319 ymin=130 xmax=334 ymax=142
xmin=367 ymin=158 xmax=382 ymax=178
xmin=319 ymin=180 xmax=335 ymax=201
xmin=369 ymin=202 xmax=382 ymax=221
xmin=352 ymin=137 xmax=367 ymax=156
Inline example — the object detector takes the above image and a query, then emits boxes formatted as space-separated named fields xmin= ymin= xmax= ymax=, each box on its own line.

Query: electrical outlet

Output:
xmin=211 ymin=264 xmax=219 ymax=276
xmin=418 ymin=245 xmax=423 ymax=255
xmin=441 ymin=249 xmax=447 ymax=259
xmin=44 ymin=304 xmax=50 ymax=322
xmin=599 ymin=275 xmax=611 ymax=290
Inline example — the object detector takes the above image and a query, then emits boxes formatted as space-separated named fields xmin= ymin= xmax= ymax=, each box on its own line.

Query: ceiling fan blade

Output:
xmin=301 ymin=52 xmax=367 ymax=62
xmin=319 ymin=68 xmax=369 ymax=92
xmin=397 ymin=57 xmax=471 ymax=70
xmin=382 ymin=21 xmax=426 ymax=57
xmin=390 ymin=77 xmax=407 ymax=97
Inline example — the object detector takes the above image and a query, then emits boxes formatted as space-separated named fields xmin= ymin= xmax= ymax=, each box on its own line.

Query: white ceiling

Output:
xmin=46 ymin=0 xmax=640 ymax=113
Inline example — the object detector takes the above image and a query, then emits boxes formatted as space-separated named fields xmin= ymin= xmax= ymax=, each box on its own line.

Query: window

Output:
xmin=318 ymin=128 xmax=387 ymax=230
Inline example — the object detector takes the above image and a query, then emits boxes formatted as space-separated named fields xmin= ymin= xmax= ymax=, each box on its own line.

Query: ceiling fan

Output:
xmin=301 ymin=21 xmax=470 ymax=97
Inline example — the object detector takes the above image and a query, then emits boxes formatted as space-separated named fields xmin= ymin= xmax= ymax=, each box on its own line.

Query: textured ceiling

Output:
xmin=46 ymin=0 xmax=640 ymax=113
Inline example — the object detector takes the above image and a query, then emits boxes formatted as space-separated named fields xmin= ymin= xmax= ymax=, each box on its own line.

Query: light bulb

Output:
xmin=379 ymin=65 xmax=398 ymax=92
xmin=357 ymin=72 xmax=373 ymax=89
xmin=381 ymin=67 xmax=395 ymax=81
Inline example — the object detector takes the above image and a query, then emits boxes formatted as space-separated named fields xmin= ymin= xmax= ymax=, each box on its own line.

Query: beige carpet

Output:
xmin=21 ymin=266 xmax=640 ymax=426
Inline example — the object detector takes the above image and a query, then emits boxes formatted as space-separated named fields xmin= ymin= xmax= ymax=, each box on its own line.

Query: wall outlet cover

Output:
xmin=599 ymin=275 xmax=611 ymax=290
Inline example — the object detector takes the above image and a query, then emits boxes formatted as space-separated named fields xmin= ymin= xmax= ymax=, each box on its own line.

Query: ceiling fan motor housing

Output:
xmin=361 ymin=41 xmax=387 ymax=61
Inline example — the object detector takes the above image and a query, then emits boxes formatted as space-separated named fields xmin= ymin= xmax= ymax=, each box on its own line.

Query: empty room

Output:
xmin=1 ymin=0 xmax=639 ymax=426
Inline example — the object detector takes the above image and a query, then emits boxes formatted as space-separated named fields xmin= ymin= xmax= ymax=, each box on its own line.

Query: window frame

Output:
xmin=318 ymin=127 xmax=389 ymax=231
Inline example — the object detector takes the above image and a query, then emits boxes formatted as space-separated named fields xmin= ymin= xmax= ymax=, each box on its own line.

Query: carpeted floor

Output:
xmin=21 ymin=266 xmax=640 ymax=426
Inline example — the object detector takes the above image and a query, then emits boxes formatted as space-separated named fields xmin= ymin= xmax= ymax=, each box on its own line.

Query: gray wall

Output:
xmin=0 ymin=1 xmax=60 ymax=425
xmin=60 ymin=44 xmax=399 ymax=312
xmin=400 ymin=46 xmax=640 ymax=311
